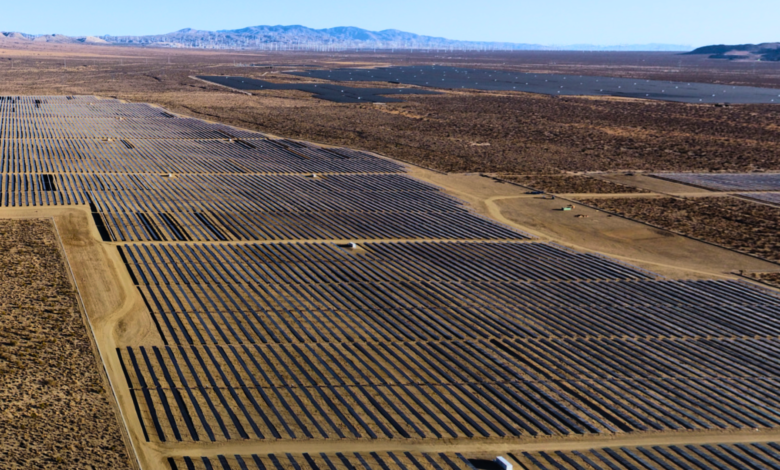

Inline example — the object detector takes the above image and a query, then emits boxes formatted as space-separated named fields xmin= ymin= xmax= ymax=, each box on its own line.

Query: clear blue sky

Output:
xmin=1 ymin=0 xmax=776 ymax=47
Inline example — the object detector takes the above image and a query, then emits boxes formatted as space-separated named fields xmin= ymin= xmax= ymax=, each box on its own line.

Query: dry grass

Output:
xmin=0 ymin=219 xmax=130 ymax=469
xmin=580 ymin=197 xmax=780 ymax=262
xmin=496 ymin=175 xmax=649 ymax=193
xmin=748 ymin=272 xmax=780 ymax=288
xmin=0 ymin=43 xmax=778 ymax=175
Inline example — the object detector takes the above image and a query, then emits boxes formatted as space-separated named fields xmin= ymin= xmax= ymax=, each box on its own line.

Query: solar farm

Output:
xmin=653 ymin=173 xmax=780 ymax=191
xmin=196 ymin=75 xmax=441 ymax=103
xmin=4 ymin=95 xmax=780 ymax=470
xmin=290 ymin=66 xmax=780 ymax=104
xmin=169 ymin=443 xmax=780 ymax=470
xmin=741 ymin=192 xmax=780 ymax=206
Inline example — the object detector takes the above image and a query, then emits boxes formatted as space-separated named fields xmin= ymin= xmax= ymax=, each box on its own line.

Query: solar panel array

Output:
xmin=740 ymin=191 xmax=780 ymax=206
xmin=121 ymin=253 xmax=780 ymax=443
xmin=169 ymin=452 xmax=476 ymax=470
xmin=169 ymin=444 xmax=780 ymax=470
xmin=6 ymin=96 xmax=780 ymax=465
xmin=518 ymin=443 xmax=780 ymax=470
xmin=654 ymin=173 xmax=780 ymax=191
xmin=290 ymin=66 xmax=780 ymax=104
xmin=196 ymin=75 xmax=441 ymax=103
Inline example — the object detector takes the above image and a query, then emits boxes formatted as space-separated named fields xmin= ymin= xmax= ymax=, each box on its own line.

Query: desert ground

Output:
xmin=0 ymin=217 xmax=131 ymax=469
xmin=0 ymin=41 xmax=779 ymax=176
xmin=1 ymin=40 xmax=780 ymax=470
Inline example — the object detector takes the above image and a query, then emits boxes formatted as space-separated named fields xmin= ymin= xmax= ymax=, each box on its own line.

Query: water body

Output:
xmin=196 ymin=75 xmax=439 ymax=103
xmin=289 ymin=66 xmax=780 ymax=104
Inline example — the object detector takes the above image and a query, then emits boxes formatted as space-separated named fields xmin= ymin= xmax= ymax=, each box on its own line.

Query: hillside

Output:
xmin=687 ymin=42 xmax=780 ymax=61
xmin=100 ymin=25 xmax=544 ymax=50
xmin=2 ymin=26 xmax=689 ymax=52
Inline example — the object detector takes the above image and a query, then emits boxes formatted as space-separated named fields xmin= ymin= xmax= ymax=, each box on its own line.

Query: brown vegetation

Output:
xmin=147 ymin=90 xmax=780 ymax=174
xmin=496 ymin=174 xmax=649 ymax=193
xmin=748 ymin=272 xmax=780 ymax=288
xmin=0 ymin=43 xmax=778 ymax=175
xmin=580 ymin=196 xmax=780 ymax=262
xmin=0 ymin=219 xmax=130 ymax=469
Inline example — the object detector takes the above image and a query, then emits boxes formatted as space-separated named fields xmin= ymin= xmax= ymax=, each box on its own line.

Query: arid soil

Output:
xmin=496 ymin=174 xmax=649 ymax=193
xmin=748 ymin=272 xmax=780 ymax=288
xmin=579 ymin=197 xmax=780 ymax=263
xmin=149 ymin=91 xmax=780 ymax=174
xmin=0 ymin=219 xmax=131 ymax=469
xmin=0 ymin=42 xmax=778 ymax=174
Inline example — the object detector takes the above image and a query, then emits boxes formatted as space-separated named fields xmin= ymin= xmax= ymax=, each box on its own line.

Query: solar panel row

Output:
xmin=4 ymin=97 xmax=780 ymax=466
xmin=654 ymin=173 xmax=780 ymax=191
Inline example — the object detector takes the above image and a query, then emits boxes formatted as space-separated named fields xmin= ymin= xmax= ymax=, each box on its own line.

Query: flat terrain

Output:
xmin=196 ymin=75 xmax=440 ymax=103
xmin=1 ymin=42 xmax=780 ymax=470
xmin=411 ymin=170 xmax=779 ymax=279
xmin=4 ymin=95 xmax=780 ymax=470
xmin=0 ymin=43 xmax=779 ymax=175
xmin=496 ymin=174 xmax=649 ymax=194
xmin=579 ymin=196 xmax=780 ymax=262
xmin=0 ymin=218 xmax=131 ymax=469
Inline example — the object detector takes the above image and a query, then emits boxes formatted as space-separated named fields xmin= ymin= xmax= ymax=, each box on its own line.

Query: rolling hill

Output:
xmin=2 ymin=26 xmax=689 ymax=52
xmin=687 ymin=43 xmax=780 ymax=61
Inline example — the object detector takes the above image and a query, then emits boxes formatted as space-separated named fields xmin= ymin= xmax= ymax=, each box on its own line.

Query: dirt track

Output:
xmin=151 ymin=427 xmax=780 ymax=458
xmin=404 ymin=169 xmax=780 ymax=280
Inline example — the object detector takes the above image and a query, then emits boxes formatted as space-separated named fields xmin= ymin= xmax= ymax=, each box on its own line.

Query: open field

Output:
xmin=0 ymin=218 xmax=131 ymax=469
xmin=496 ymin=175 xmax=649 ymax=194
xmin=579 ymin=196 xmax=780 ymax=262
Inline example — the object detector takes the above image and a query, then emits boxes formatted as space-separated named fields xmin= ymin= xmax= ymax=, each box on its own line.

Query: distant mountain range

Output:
xmin=1 ymin=26 xmax=690 ymax=51
xmin=687 ymin=43 xmax=780 ymax=61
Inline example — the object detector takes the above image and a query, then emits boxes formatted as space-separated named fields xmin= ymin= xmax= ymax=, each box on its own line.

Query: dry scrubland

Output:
xmin=0 ymin=219 xmax=130 ymax=469
xmin=579 ymin=197 xmax=780 ymax=262
xmin=750 ymin=272 xmax=780 ymax=288
xmin=155 ymin=88 xmax=780 ymax=174
xmin=497 ymin=174 xmax=649 ymax=193
xmin=0 ymin=42 xmax=779 ymax=174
